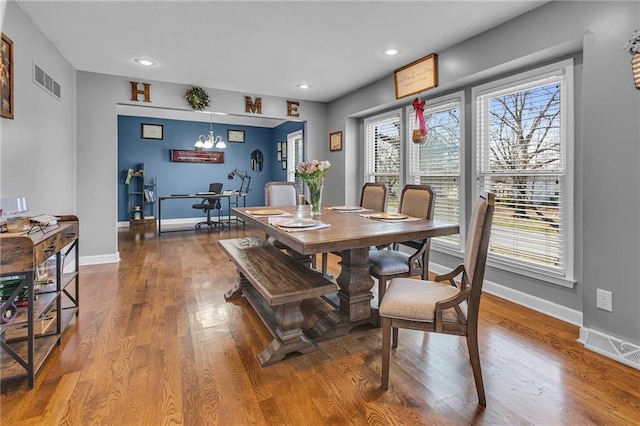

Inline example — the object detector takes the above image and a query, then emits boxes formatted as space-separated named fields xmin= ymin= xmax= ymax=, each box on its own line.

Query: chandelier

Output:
xmin=194 ymin=113 xmax=226 ymax=150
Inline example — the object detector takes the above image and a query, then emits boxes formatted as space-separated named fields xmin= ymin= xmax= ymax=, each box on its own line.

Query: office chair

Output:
xmin=193 ymin=183 xmax=223 ymax=230
xmin=379 ymin=191 xmax=495 ymax=406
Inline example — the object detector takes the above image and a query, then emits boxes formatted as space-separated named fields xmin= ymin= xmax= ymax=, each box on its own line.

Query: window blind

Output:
xmin=474 ymin=64 xmax=572 ymax=278
xmin=287 ymin=131 xmax=304 ymax=193
xmin=364 ymin=112 xmax=401 ymax=212
xmin=408 ymin=97 xmax=462 ymax=246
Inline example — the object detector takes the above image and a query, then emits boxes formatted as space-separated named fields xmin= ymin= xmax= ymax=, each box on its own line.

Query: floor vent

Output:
xmin=580 ymin=327 xmax=640 ymax=370
xmin=33 ymin=63 xmax=61 ymax=100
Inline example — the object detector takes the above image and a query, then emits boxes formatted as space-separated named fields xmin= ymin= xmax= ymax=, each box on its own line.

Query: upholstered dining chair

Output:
xmin=379 ymin=191 xmax=495 ymax=406
xmin=265 ymin=181 xmax=298 ymax=207
xmin=192 ymin=182 xmax=223 ymax=230
xmin=368 ymin=184 xmax=436 ymax=303
xmin=264 ymin=181 xmax=299 ymax=250
xmin=319 ymin=182 xmax=389 ymax=278
xmin=360 ymin=182 xmax=388 ymax=212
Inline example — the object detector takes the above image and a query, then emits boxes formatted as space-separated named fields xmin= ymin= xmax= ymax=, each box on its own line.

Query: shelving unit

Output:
xmin=0 ymin=215 xmax=79 ymax=389
xmin=128 ymin=163 xmax=157 ymax=231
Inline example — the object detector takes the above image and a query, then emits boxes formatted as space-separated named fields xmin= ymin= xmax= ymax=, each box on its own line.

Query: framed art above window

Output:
xmin=394 ymin=53 xmax=438 ymax=99
xmin=141 ymin=123 xmax=163 ymax=139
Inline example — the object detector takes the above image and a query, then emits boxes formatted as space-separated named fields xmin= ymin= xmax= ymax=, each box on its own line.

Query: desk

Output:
xmin=158 ymin=193 xmax=246 ymax=235
xmin=232 ymin=205 xmax=459 ymax=340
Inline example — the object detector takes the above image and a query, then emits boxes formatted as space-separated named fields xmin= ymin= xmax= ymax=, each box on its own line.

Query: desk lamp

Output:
xmin=227 ymin=169 xmax=251 ymax=194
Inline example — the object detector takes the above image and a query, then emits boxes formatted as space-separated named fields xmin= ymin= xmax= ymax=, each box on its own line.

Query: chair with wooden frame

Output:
xmin=265 ymin=181 xmax=298 ymax=207
xmin=368 ymin=184 xmax=435 ymax=303
xmin=319 ymin=182 xmax=389 ymax=277
xmin=360 ymin=182 xmax=388 ymax=212
xmin=379 ymin=191 xmax=496 ymax=406
xmin=264 ymin=182 xmax=299 ymax=250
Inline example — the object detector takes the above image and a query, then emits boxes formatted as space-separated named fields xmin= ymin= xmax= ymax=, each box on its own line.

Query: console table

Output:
xmin=0 ymin=215 xmax=79 ymax=389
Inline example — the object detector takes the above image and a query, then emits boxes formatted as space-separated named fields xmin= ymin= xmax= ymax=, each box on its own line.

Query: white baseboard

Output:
xmin=79 ymin=252 xmax=120 ymax=266
xmin=579 ymin=327 xmax=640 ymax=370
xmin=117 ymin=216 xmax=238 ymax=229
xmin=429 ymin=262 xmax=583 ymax=327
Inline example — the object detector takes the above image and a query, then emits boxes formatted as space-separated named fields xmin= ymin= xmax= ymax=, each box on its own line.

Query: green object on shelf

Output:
xmin=125 ymin=168 xmax=134 ymax=184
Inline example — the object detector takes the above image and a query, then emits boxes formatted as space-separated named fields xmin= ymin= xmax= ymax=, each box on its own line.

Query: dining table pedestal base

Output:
xmin=304 ymin=247 xmax=378 ymax=341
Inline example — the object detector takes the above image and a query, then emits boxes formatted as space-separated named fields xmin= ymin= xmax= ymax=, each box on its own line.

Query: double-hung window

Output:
xmin=473 ymin=60 xmax=574 ymax=284
xmin=286 ymin=130 xmax=304 ymax=193
xmin=407 ymin=92 xmax=464 ymax=248
xmin=364 ymin=110 xmax=402 ymax=212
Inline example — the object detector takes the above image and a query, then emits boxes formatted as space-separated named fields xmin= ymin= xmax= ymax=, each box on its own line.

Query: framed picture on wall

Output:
xmin=141 ymin=123 xmax=163 ymax=139
xmin=277 ymin=151 xmax=282 ymax=161
xmin=1 ymin=32 xmax=14 ymax=119
xmin=277 ymin=141 xmax=283 ymax=153
xmin=228 ymin=129 xmax=245 ymax=143
xmin=281 ymin=141 xmax=287 ymax=158
xmin=329 ymin=131 xmax=343 ymax=151
xmin=393 ymin=53 xmax=438 ymax=99
xmin=282 ymin=160 xmax=287 ymax=170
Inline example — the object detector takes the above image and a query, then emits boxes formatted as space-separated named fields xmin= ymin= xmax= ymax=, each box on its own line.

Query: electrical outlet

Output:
xmin=597 ymin=289 xmax=612 ymax=312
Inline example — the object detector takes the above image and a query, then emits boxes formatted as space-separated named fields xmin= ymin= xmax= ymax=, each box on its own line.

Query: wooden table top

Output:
xmin=233 ymin=206 xmax=459 ymax=255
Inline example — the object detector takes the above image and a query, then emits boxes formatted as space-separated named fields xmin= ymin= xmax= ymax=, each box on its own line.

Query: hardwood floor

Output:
xmin=2 ymin=226 xmax=640 ymax=424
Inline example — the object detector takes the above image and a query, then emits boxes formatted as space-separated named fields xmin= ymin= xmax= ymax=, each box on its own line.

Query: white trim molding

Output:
xmin=80 ymin=252 xmax=121 ymax=266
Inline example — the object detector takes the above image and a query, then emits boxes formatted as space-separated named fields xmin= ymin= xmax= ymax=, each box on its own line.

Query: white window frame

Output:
xmin=286 ymin=130 xmax=304 ymax=192
xmin=363 ymin=109 xmax=403 ymax=212
xmin=406 ymin=91 xmax=465 ymax=251
xmin=471 ymin=59 xmax=575 ymax=287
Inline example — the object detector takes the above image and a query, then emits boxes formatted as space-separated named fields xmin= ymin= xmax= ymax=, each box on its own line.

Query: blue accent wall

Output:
xmin=117 ymin=115 xmax=303 ymax=221
xmin=271 ymin=121 xmax=305 ymax=181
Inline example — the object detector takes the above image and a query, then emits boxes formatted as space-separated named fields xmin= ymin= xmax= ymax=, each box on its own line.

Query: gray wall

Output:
xmin=326 ymin=1 xmax=640 ymax=344
xmin=0 ymin=1 xmax=76 ymax=215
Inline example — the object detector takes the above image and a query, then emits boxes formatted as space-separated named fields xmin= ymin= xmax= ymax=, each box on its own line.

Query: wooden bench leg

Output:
xmin=257 ymin=302 xmax=317 ymax=366
xmin=224 ymin=272 xmax=250 ymax=301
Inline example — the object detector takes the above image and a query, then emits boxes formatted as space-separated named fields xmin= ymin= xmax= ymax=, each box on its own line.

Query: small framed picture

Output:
xmin=282 ymin=160 xmax=287 ymax=170
xmin=1 ymin=33 xmax=14 ymax=119
xmin=330 ymin=131 xmax=343 ymax=152
xmin=277 ymin=141 xmax=282 ymax=153
xmin=141 ymin=123 xmax=163 ymax=139
xmin=228 ymin=129 xmax=245 ymax=143
xmin=277 ymin=151 xmax=282 ymax=161
xmin=281 ymin=141 xmax=287 ymax=158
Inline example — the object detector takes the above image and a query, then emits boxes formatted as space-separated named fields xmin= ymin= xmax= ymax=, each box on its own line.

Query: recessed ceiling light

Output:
xmin=382 ymin=48 xmax=400 ymax=56
xmin=297 ymin=84 xmax=309 ymax=89
xmin=134 ymin=58 xmax=156 ymax=66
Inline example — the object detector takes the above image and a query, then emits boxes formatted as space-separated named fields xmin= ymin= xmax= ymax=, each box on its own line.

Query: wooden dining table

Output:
xmin=232 ymin=205 xmax=459 ymax=340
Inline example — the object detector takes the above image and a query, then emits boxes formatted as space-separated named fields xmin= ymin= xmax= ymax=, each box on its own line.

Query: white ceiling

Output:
xmin=17 ymin=0 xmax=547 ymax=105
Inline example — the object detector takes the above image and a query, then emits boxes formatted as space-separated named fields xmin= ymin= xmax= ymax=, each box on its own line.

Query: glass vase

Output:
xmin=309 ymin=183 xmax=323 ymax=217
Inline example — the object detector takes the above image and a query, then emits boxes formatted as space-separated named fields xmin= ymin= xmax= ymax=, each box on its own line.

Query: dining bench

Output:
xmin=220 ymin=236 xmax=337 ymax=366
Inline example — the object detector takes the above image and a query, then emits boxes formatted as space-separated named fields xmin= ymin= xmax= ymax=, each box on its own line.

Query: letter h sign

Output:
xmin=130 ymin=82 xmax=151 ymax=102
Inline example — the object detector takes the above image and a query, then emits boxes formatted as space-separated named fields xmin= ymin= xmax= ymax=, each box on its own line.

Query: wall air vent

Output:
xmin=33 ymin=63 xmax=61 ymax=100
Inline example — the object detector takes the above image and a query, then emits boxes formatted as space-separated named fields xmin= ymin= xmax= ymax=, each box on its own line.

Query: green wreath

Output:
xmin=184 ymin=86 xmax=210 ymax=111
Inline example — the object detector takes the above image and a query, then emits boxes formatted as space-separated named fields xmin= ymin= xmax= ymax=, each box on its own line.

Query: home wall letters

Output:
xmin=130 ymin=82 xmax=151 ymax=102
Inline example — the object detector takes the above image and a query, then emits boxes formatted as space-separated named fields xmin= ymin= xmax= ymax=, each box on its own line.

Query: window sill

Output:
xmin=431 ymin=245 xmax=577 ymax=289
